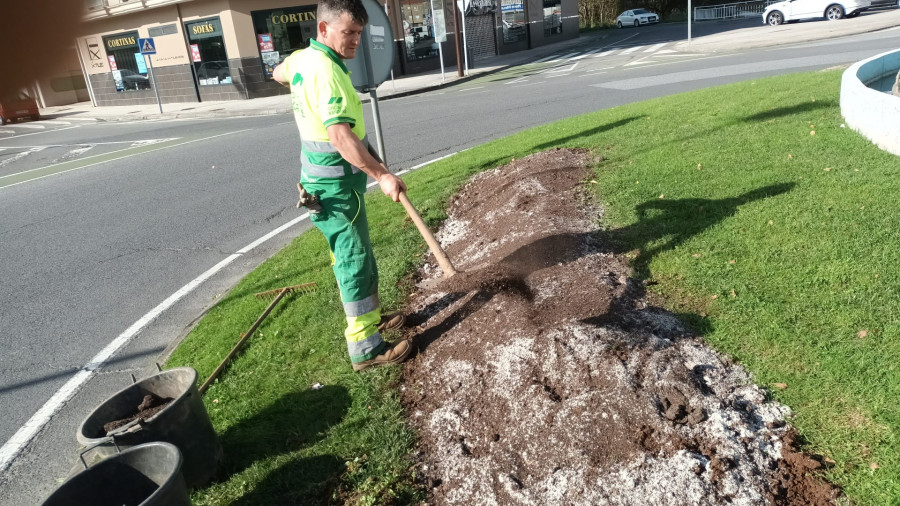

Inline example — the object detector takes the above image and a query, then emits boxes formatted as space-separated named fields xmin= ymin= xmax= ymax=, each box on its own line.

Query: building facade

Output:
xmin=59 ymin=0 xmax=577 ymax=107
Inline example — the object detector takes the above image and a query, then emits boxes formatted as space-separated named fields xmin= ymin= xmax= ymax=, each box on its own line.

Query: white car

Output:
xmin=616 ymin=8 xmax=659 ymax=28
xmin=762 ymin=0 xmax=871 ymax=25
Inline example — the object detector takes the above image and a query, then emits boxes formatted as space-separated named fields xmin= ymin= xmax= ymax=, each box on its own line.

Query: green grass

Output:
xmin=167 ymin=69 xmax=899 ymax=504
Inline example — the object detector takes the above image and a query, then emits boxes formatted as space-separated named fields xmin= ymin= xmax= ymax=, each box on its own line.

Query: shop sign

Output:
xmin=148 ymin=24 xmax=178 ymax=37
xmin=190 ymin=44 xmax=202 ymax=62
xmin=432 ymin=0 xmax=447 ymax=42
xmin=105 ymin=35 xmax=136 ymax=50
xmin=258 ymin=33 xmax=274 ymax=52
xmin=187 ymin=19 xmax=223 ymax=39
xmin=108 ymin=55 xmax=118 ymax=70
xmin=270 ymin=10 xmax=316 ymax=25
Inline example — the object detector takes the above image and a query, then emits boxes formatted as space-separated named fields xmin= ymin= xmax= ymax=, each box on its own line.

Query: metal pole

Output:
xmin=688 ymin=0 xmax=692 ymax=43
xmin=452 ymin=0 xmax=464 ymax=77
xmin=147 ymin=55 xmax=163 ymax=114
xmin=369 ymin=90 xmax=387 ymax=164
xmin=360 ymin=24 xmax=388 ymax=164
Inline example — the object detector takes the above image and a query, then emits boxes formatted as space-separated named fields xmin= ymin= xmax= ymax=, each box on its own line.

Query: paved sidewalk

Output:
xmin=39 ymin=35 xmax=589 ymax=123
xmin=39 ymin=12 xmax=900 ymax=123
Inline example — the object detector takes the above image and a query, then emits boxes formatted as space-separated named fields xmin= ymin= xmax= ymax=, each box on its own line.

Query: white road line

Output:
xmin=0 ymin=151 xmax=459 ymax=473
xmin=570 ymin=48 xmax=602 ymax=61
xmin=644 ymin=43 xmax=667 ymax=53
xmin=506 ymin=76 xmax=530 ymax=85
xmin=38 ymin=120 xmax=73 ymax=126
xmin=458 ymin=86 xmax=485 ymax=92
xmin=532 ymin=54 xmax=557 ymax=64
xmin=0 ymin=148 xmax=44 ymax=169
xmin=12 ymin=124 xmax=46 ymax=130
xmin=0 ymin=130 xmax=248 ymax=189
xmin=619 ymin=46 xmax=642 ymax=55
xmin=544 ymin=63 xmax=578 ymax=74
xmin=0 ymin=125 xmax=80 ymax=141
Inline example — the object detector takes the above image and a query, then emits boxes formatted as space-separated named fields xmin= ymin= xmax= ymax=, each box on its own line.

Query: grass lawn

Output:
xmin=166 ymin=68 xmax=899 ymax=505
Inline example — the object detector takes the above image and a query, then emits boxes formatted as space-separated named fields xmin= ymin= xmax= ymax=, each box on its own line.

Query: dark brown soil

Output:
xmin=400 ymin=148 xmax=841 ymax=505
xmin=102 ymin=394 xmax=173 ymax=435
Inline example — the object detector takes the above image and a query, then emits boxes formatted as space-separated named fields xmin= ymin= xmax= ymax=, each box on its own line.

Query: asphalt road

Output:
xmin=1 ymin=13 xmax=898 ymax=503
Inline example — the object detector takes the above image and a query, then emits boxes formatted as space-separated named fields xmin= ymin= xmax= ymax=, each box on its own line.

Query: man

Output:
xmin=273 ymin=0 xmax=412 ymax=371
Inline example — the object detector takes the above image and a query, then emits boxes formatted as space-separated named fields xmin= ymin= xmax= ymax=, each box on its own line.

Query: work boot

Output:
xmin=377 ymin=312 xmax=405 ymax=332
xmin=352 ymin=339 xmax=413 ymax=371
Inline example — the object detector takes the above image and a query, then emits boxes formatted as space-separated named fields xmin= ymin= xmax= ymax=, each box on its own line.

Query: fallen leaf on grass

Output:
xmin=870 ymin=462 xmax=880 ymax=470
xmin=857 ymin=330 xmax=868 ymax=339
xmin=731 ymin=289 xmax=737 ymax=298
xmin=697 ymin=163 xmax=702 ymax=170
xmin=589 ymin=180 xmax=597 ymax=184
xmin=810 ymin=131 xmax=816 ymax=136
xmin=213 ymin=398 xmax=220 ymax=404
xmin=773 ymin=383 xmax=788 ymax=389
xmin=692 ymin=253 xmax=702 ymax=258
xmin=729 ymin=260 xmax=736 ymax=264
xmin=788 ymin=154 xmax=793 ymax=159
xmin=711 ymin=294 xmax=718 ymax=299
xmin=824 ymin=167 xmax=831 ymax=172
xmin=768 ymin=220 xmax=774 ymax=225
xmin=659 ymin=194 xmax=664 ymax=199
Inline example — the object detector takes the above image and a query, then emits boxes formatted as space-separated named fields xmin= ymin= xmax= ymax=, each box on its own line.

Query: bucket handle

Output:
xmin=78 ymin=435 xmax=120 ymax=470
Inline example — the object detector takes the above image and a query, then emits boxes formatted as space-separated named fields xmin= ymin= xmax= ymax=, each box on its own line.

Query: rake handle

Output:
xmin=398 ymin=192 xmax=457 ymax=278
xmin=199 ymin=287 xmax=289 ymax=395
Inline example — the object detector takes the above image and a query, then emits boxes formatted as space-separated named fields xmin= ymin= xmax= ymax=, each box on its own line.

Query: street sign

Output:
xmin=138 ymin=38 xmax=157 ymax=55
xmin=344 ymin=0 xmax=394 ymax=93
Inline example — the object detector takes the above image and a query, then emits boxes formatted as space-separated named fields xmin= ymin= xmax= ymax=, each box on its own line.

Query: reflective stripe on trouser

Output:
xmin=304 ymin=171 xmax=385 ymax=363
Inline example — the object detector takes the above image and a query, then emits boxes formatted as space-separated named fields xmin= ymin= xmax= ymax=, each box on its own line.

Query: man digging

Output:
xmin=273 ymin=0 xmax=411 ymax=371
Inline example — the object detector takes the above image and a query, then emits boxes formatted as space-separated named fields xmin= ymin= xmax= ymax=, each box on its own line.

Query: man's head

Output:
xmin=317 ymin=0 xmax=369 ymax=60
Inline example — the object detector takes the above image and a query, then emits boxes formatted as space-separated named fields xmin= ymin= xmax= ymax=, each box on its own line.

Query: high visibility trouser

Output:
xmin=301 ymin=155 xmax=385 ymax=364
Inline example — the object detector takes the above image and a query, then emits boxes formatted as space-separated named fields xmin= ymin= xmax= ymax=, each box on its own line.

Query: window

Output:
xmin=251 ymin=7 xmax=318 ymax=79
xmin=401 ymin=0 xmax=438 ymax=62
xmin=501 ymin=0 xmax=526 ymax=44
xmin=543 ymin=0 xmax=562 ymax=36
xmin=185 ymin=18 xmax=231 ymax=86
xmin=103 ymin=31 xmax=151 ymax=92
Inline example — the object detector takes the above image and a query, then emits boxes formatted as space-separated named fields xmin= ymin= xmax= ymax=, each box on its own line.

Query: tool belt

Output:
xmin=296 ymin=183 xmax=322 ymax=213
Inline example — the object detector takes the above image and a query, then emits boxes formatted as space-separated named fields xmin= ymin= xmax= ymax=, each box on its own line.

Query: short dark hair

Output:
xmin=318 ymin=0 xmax=369 ymax=26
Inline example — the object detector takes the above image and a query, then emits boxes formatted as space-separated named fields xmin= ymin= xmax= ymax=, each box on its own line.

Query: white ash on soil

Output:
xmin=400 ymin=149 xmax=839 ymax=505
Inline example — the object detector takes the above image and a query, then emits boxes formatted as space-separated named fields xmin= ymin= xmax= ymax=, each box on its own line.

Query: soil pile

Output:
xmin=400 ymin=149 xmax=839 ymax=505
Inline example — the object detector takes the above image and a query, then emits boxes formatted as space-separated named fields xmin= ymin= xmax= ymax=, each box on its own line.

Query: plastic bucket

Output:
xmin=76 ymin=367 xmax=222 ymax=489
xmin=43 ymin=441 xmax=190 ymax=506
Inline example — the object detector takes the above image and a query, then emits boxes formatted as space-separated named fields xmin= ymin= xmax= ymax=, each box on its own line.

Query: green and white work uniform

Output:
xmin=282 ymin=40 xmax=386 ymax=364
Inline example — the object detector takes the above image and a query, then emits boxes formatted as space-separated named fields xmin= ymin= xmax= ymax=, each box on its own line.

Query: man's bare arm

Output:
xmin=327 ymin=123 xmax=406 ymax=201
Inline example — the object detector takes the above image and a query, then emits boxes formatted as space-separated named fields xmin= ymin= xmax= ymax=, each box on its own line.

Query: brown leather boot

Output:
xmin=352 ymin=339 xmax=413 ymax=371
xmin=377 ymin=312 xmax=405 ymax=332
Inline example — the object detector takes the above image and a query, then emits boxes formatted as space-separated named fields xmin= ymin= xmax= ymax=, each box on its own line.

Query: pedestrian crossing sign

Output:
xmin=138 ymin=38 xmax=157 ymax=55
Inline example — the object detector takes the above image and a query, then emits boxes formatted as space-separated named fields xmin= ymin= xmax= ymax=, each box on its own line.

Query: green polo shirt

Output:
xmin=283 ymin=40 xmax=365 ymax=180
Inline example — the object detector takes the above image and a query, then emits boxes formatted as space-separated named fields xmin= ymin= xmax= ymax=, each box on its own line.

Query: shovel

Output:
xmin=398 ymin=191 xmax=458 ymax=279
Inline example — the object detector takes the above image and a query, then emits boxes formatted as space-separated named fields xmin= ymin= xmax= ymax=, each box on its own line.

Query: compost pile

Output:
xmin=400 ymin=149 xmax=840 ymax=505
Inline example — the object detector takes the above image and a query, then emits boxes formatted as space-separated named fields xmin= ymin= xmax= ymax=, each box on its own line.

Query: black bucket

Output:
xmin=43 ymin=441 xmax=190 ymax=506
xmin=76 ymin=367 xmax=222 ymax=489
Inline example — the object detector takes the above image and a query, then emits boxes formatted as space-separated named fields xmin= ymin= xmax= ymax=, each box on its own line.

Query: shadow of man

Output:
xmin=211 ymin=385 xmax=351 ymax=500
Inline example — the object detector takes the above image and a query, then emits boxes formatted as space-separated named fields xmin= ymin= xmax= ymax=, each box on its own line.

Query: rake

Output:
xmin=199 ymin=282 xmax=317 ymax=395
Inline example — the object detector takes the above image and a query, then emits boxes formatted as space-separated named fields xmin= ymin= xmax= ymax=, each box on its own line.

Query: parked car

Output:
xmin=869 ymin=0 xmax=899 ymax=8
xmin=117 ymin=69 xmax=151 ymax=90
xmin=197 ymin=61 xmax=231 ymax=83
xmin=616 ymin=8 xmax=659 ymax=28
xmin=763 ymin=0 xmax=871 ymax=25
xmin=0 ymin=92 xmax=39 ymax=125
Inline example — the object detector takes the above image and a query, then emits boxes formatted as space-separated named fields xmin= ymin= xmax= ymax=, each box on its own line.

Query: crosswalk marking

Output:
xmin=644 ymin=43 xmax=667 ymax=53
xmin=571 ymin=48 xmax=603 ymax=60
xmin=619 ymin=46 xmax=641 ymax=55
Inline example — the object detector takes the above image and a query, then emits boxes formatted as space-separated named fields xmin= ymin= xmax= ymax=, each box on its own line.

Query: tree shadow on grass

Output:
xmin=743 ymin=100 xmax=834 ymax=123
xmin=532 ymin=116 xmax=646 ymax=152
xmin=212 ymin=385 xmax=351 ymax=495
xmin=229 ymin=454 xmax=345 ymax=506
xmin=605 ymin=182 xmax=796 ymax=279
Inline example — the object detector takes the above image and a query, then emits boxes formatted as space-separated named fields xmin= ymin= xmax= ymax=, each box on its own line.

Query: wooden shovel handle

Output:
xmin=398 ymin=192 xmax=457 ymax=278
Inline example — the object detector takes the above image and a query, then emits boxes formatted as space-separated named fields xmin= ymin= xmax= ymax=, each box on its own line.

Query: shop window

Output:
xmin=251 ymin=7 xmax=317 ymax=79
xmin=543 ymin=0 xmax=562 ymax=36
xmin=103 ymin=31 xmax=151 ymax=92
xmin=500 ymin=0 xmax=526 ymax=44
xmin=186 ymin=18 xmax=232 ymax=86
xmin=402 ymin=0 xmax=438 ymax=62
